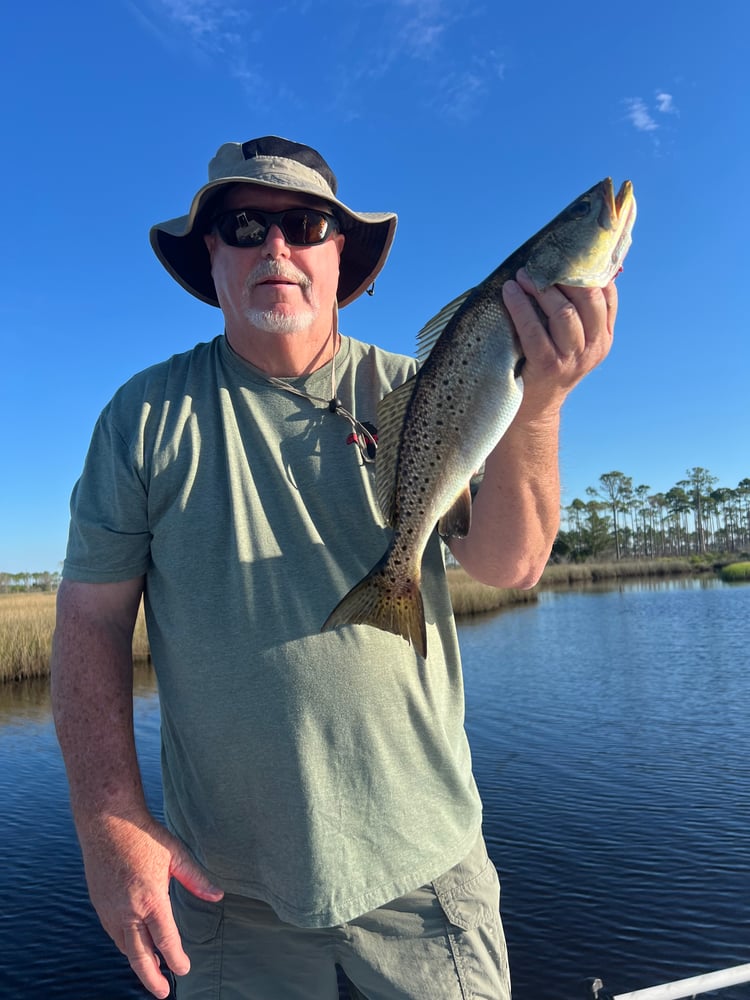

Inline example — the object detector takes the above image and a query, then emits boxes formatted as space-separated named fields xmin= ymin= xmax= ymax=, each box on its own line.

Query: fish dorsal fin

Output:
xmin=438 ymin=484 xmax=473 ymax=540
xmin=375 ymin=375 xmax=417 ymax=524
xmin=416 ymin=288 xmax=474 ymax=364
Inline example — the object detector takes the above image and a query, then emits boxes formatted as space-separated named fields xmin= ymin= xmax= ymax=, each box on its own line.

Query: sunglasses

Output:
xmin=211 ymin=207 xmax=340 ymax=248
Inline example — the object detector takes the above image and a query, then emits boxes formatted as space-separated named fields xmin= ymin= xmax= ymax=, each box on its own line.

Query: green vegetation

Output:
xmin=720 ymin=561 xmax=750 ymax=582
xmin=0 ymin=571 xmax=60 ymax=594
xmin=560 ymin=467 xmax=750 ymax=562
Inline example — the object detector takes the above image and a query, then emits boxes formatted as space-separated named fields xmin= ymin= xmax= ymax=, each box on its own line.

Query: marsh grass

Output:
xmin=446 ymin=567 xmax=539 ymax=617
xmin=720 ymin=561 xmax=750 ymax=581
xmin=0 ymin=594 xmax=55 ymax=682
xmin=0 ymin=593 xmax=150 ymax=683
xmin=541 ymin=558 xmax=699 ymax=587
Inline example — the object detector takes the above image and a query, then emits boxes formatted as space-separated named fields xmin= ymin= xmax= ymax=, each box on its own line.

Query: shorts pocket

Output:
xmin=171 ymin=878 xmax=224 ymax=945
xmin=432 ymin=837 xmax=501 ymax=931
xmin=430 ymin=838 xmax=510 ymax=999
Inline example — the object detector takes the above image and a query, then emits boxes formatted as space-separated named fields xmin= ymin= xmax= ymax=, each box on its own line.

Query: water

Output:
xmin=0 ymin=670 xmax=164 ymax=999
xmin=1 ymin=579 xmax=748 ymax=999
xmin=461 ymin=579 xmax=750 ymax=999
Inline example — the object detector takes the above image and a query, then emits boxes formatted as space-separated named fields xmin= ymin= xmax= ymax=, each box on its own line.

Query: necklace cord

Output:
xmin=264 ymin=306 xmax=378 ymax=463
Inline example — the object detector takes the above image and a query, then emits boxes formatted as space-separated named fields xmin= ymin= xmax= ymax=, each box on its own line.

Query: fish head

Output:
xmin=524 ymin=178 xmax=636 ymax=290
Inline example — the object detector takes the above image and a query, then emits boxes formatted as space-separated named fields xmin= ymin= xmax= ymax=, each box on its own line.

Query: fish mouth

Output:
xmin=609 ymin=180 xmax=637 ymax=273
xmin=615 ymin=179 xmax=633 ymax=213
xmin=615 ymin=179 xmax=636 ymax=233
xmin=596 ymin=178 xmax=615 ymax=230
xmin=598 ymin=178 xmax=635 ymax=231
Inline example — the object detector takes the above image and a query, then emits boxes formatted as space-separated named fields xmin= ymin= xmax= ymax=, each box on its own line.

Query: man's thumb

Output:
xmin=170 ymin=849 xmax=224 ymax=901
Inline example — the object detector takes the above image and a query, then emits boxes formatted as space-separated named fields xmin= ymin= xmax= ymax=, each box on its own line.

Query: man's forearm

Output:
xmin=449 ymin=408 xmax=561 ymax=589
xmin=51 ymin=579 xmax=149 ymax=833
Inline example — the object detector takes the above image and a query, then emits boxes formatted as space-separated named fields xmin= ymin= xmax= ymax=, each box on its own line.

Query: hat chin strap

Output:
xmin=264 ymin=302 xmax=378 ymax=464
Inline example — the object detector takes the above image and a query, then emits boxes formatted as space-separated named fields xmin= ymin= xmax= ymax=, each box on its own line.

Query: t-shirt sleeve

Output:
xmin=62 ymin=401 xmax=151 ymax=583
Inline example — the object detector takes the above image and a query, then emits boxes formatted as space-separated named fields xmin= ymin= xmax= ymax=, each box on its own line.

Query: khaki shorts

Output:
xmin=170 ymin=834 xmax=510 ymax=1000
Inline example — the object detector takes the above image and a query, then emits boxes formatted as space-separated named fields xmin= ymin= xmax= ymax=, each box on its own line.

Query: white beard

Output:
xmin=243 ymin=305 xmax=318 ymax=334
xmin=242 ymin=260 xmax=318 ymax=333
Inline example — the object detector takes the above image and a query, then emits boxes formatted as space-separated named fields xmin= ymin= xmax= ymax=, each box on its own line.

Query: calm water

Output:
xmin=1 ymin=579 xmax=748 ymax=999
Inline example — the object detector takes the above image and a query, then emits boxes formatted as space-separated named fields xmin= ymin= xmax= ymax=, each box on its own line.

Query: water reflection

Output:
xmin=0 ymin=675 xmax=54 ymax=726
xmin=539 ymin=572 xmax=727 ymax=596
xmin=0 ymin=661 xmax=159 ymax=729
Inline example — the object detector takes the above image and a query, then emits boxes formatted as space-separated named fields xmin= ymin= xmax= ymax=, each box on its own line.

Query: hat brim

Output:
xmin=150 ymin=177 xmax=397 ymax=309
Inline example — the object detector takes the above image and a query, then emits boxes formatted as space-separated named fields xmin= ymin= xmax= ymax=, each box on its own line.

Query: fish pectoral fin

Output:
xmin=376 ymin=376 xmax=417 ymax=524
xmin=437 ymin=484 xmax=472 ymax=540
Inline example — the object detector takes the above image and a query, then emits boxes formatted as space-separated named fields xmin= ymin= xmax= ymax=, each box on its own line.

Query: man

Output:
xmin=52 ymin=136 xmax=616 ymax=1000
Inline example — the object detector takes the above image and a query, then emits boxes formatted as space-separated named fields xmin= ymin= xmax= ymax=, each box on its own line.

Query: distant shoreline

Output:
xmin=1 ymin=557 xmax=747 ymax=684
xmin=448 ymin=555 xmax=741 ymax=617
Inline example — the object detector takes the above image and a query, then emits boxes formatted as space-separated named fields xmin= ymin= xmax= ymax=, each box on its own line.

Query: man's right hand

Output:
xmin=80 ymin=811 xmax=224 ymax=999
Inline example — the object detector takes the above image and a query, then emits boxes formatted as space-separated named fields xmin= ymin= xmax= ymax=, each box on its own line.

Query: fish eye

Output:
xmin=569 ymin=198 xmax=591 ymax=219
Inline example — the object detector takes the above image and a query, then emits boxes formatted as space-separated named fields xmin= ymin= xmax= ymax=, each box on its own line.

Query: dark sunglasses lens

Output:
xmin=214 ymin=209 xmax=335 ymax=247
xmin=215 ymin=211 xmax=267 ymax=246
xmin=281 ymin=210 xmax=332 ymax=245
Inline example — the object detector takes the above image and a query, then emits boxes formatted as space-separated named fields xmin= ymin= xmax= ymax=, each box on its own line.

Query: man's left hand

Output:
xmin=502 ymin=266 xmax=617 ymax=416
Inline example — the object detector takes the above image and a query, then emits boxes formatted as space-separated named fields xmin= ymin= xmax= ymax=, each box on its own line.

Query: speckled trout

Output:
xmin=323 ymin=177 xmax=636 ymax=657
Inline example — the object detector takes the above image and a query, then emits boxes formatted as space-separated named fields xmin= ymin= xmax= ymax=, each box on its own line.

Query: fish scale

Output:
xmin=323 ymin=177 xmax=636 ymax=657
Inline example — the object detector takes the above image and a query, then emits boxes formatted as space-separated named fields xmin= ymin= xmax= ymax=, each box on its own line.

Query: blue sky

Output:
xmin=2 ymin=0 xmax=748 ymax=572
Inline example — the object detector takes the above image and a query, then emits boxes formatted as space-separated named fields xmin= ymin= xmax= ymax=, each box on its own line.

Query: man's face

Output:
xmin=204 ymin=185 xmax=345 ymax=336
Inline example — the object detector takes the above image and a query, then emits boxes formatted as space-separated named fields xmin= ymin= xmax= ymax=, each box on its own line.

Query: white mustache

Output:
xmin=248 ymin=260 xmax=311 ymax=290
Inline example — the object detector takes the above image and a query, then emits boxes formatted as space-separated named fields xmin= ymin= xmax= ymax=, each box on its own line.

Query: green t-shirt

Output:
xmin=64 ymin=333 xmax=482 ymax=927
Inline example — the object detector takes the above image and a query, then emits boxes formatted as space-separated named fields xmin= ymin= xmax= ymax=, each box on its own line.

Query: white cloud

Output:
xmin=624 ymin=90 xmax=679 ymax=139
xmin=395 ymin=0 xmax=451 ymax=57
xmin=127 ymin=0 xmax=504 ymax=121
xmin=624 ymin=97 xmax=659 ymax=132
xmin=433 ymin=50 xmax=505 ymax=120
xmin=655 ymin=91 xmax=678 ymax=114
xmin=437 ymin=71 xmax=484 ymax=119
xmin=134 ymin=0 xmax=248 ymax=52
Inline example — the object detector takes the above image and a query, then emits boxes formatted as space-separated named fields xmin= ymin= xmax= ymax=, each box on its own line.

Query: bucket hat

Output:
xmin=150 ymin=136 xmax=397 ymax=308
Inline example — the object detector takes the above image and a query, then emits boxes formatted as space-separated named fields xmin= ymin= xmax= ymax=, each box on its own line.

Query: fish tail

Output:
xmin=321 ymin=560 xmax=427 ymax=658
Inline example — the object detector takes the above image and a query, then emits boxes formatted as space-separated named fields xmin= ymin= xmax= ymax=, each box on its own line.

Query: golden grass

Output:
xmin=540 ymin=558 xmax=699 ymax=587
xmin=0 ymin=592 xmax=150 ymax=684
xmin=0 ymin=594 xmax=55 ymax=683
xmin=446 ymin=566 xmax=538 ymax=617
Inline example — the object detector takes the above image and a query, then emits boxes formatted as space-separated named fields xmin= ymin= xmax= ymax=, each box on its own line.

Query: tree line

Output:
xmin=556 ymin=467 xmax=750 ymax=561
xmin=0 ymin=570 xmax=61 ymax=594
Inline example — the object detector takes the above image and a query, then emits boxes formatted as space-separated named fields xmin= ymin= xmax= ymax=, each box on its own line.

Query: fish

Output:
xmin=322 ymin=177 xmax=636 ymax=657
